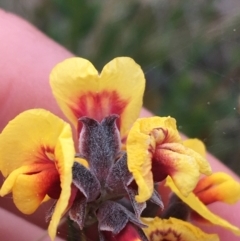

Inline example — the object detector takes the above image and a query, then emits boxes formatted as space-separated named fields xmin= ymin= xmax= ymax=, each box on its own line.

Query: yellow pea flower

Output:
xmin=0 ymin=57 xmax=146 ymax=240
xmin=127 ymin=116 xmax=212 ymax=202
xmin=0 ymin=109 xmax=75 ymax=240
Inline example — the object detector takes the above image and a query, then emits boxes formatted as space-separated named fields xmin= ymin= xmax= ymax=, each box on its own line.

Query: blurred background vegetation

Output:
xmin=1 ymin=0 xmax=240 ymax=174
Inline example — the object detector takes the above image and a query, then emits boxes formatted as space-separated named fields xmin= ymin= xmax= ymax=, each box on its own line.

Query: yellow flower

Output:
xmin=142 ymin=217 xmax=219 ymax=241
xmin=166 ymin=176 xmax=240 ymax=236
xmin=0 ymin=109 xmax=75 ymax=240
xmin=50 ymin=57 xmax=145 ymax=140
xmin=127 ymin=116 xmax=212 ymax=202
xmin=0 ymin=57 xmax=146 ymax=240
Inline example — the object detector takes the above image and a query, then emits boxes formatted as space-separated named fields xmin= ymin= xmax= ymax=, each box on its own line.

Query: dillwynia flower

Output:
xmin=0 ymin=56 xmax=239 ymax=241
xmin=165 ymin=173 xmax=240 ymax=236
xmin=127 ymin=116 xmax=212 ymax=202
xmin=0 ymin=109 xmax=75 ymax=240
xmin=162 ymin=138 xmax=240 ymax=238
xmin=0 ymin=57 xmax=149 ymax=240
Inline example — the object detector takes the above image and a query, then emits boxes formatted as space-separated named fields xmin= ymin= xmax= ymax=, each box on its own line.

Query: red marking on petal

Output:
xmin=24 ymin=163 xmax=61 ymax=199
xmin=70 ymin=90 xmax=129 ymax=134
xmin=149 ymin=228 xmax=181 ymax=241
xmin=152 ymin=159 xmax=169 ymax=182
xmin=29 ymin=145 xmax=56 ymax=166
xmin=152 ymin=153 xmax=175 ymax=183
xmin=24 ymin=145 xmax=61 ymax=199
xmin=44 ymin=169 xmax=61 ymax=199
xmin=148 ymin=129 xmax=177 ymax=182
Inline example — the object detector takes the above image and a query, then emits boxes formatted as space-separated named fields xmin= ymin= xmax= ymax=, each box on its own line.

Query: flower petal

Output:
xmin=0 ymin=163 xmax=59 ymax=213
xmin=48 ymin=118 xmax=75 ymax=240
xmin=75 ymin=157 xmax=89 ymax=168
xmin=194 ymin=172 xmax=240 ymax=205
xmin=177 ymin=142 xmax=211 ymax=176
xmin=50 ymin=57 xmax=145 ymax=138
xmin=127 ymin=117 xmax=179 ymax=202
xmin=142 ymin=217 xmax=219 ymax=241
xmin=154 ymin=143 xmax=201 ymax=197
xmin=50 ymin=57 xmax=98 ymax=130
xmin=183 ymin=138 xmax=206 ymax=157
xmin=126 ymin=118 xmax=154 ymax=203
xmin=127 ymin=116 xmax=211 ymax=203
xmin=166 ymin=176 xmax=240 ymax=236
xmin=0 ymin=109 xmax=73 ymax=176
xmin=0 ymin=109 xmax=75 ymax=240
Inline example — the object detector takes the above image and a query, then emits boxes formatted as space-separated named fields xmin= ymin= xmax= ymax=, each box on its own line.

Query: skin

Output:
xmin=0 ymin=9 xmax=240 ymax=240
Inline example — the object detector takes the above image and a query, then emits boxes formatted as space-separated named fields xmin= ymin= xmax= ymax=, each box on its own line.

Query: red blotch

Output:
xmin=151 ymin=152 xmax=175 ymax=183
xmin=69 ymin=90 xmax=129 ymax=134
xmin=25 ymin=145 xmax=61 ymax=199
xmin=151 ymin=157 xmax=169 ymax=182
xmin=31 ymin=145 xmax=55 ymax=164
xmin=35 ymin=168 xmax=61 ymax=199
xmin=44 ymin=170 xmax=61 ymax=199
xmin=149 ymin=128 xmax=177 ymax=182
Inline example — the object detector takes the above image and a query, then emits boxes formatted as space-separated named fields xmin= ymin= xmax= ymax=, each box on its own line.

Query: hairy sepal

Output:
xmin=78 ymin=115 xmax=121 ymax=185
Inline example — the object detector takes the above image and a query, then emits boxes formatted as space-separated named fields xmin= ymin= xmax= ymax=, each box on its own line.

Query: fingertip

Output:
xmin=0 ymin=9 xmax=73 ymax=131
xmin=140 ymin=107 xmax=153 ymax=117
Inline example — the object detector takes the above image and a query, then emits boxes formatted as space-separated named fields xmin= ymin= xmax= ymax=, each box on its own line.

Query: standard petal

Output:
xmin=50 ymin=57 xmax=98 ymax=130
xmin=100 ymin=57 xmax=145 ymax=138
xmin=142 ymin=217 xmax=219 ymax=241
xmin=0 ymin=109 xmax=75 ymax=240
xmin=166 ymin=176 xmax=240 ymax=236
xmin=50 ymin=57 xmax=145 ymax=137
